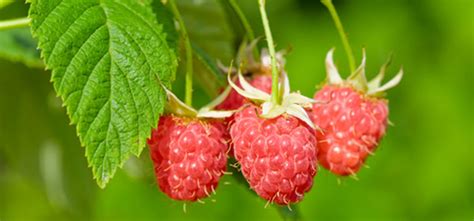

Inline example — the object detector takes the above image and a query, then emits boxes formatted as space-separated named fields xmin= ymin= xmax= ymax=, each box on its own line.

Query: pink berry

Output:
xmin=230 ymin=105 xmax=317 ymax=205
xmin=148 ymin=115 xmax=228 ymax=201
xmin=313 ymin=85 xmax=388 ymax=176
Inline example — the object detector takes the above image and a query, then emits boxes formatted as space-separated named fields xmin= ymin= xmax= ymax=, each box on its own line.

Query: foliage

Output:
xmin=0 ymin=27 xmax=43 ymax=68
xmin=29 ymin=0 xmax=177 ymax=187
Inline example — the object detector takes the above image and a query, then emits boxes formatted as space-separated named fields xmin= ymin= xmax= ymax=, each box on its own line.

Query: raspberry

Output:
xmin=148 ymin=115 xmax=228 ymax=201
xmin=249 ymin=74 xmax=273 ymax=94
xmin=312 ymin=49 xmax=402 ymax=176
xmin=216 ymin=74 xmax=272 ymax=158
xmin=230 ymin=105 xmax=317 ymax=205
xmin=313 ymin=85 xmax=388 ymax=176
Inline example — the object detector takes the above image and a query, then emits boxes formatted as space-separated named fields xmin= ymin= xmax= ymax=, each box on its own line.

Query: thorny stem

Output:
xmin=169 ymin=0 xmax=193 ymax=106
xmin=259 ymin=0 xmax=280 ymax=104
xmin=229 ymin=0 xmax=259 ymax=58
xmin=0 ymin=17 xmax=30 ymax=31
xmin=321 ymin=0 xmax=356 ymax=72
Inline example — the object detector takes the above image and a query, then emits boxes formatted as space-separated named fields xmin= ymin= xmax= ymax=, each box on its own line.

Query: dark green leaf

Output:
xmin=192 ymin=43 xmax=225 ymax=96
xmin=178 ymin=0 xmax=235 ymax=62
xmin=152 ymin=0 xmax=178 ymax=55
xmin=177 ymin=0 xmax=235 ymax=97
xmin=29 ymin=0 xmax=178 ymax=188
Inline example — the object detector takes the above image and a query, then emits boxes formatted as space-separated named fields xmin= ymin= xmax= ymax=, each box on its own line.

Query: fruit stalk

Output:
xmin=321 ymin=0 xmax=356 ymax=72
xmin=259 ymin=0 xmax=280 ymax=104
xmin=0 ymin=17 xmax=30 ymax=31
xmin=169 ymin=0 xmax=194 ymax=106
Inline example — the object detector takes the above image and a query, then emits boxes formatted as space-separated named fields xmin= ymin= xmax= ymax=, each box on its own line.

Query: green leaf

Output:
xmin=29 ymin=0 xmax=177 ymax=188
xmin=179 ymin=0 xmax=235 ymax=62
xmin=152 ymin=0 xmax=178 ymax=55
xmin=176 ymin=0 xmax=235 ymax=97
xmin=0 ymin=28 xmax=43 ymax=68
xmin=192 ymin=43 xmax=225 ymax=96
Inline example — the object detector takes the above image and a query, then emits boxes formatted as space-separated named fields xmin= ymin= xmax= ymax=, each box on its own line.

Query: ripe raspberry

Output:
xmin=148 ymin=115 xmax=228 ymax=201
xmin=216 ymin=74 xmax=272 ymax=110
xmin=216 ymin=74 xmax=272 ymax=158
xmin=312 ymin=49 xmax=402 ymax=176
xmin=313 ymin=86 xmax=388 ymax=175
xmin=230 ymin=105 xmax=317 ymax=205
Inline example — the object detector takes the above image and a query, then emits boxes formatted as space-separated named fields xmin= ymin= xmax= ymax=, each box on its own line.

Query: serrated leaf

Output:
xmin=29 ymin=0 xmax=177 ymax=188
xmin=0 ymin=28 xmax=43 ymax=68
xmin=152 ymin=0 xmax=178 ymax=55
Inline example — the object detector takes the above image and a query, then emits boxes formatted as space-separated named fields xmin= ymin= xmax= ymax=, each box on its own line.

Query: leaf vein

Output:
xmin=113 ymin=1 xmax=173 ymax=71
xmin=35 ymin=0 xmax=66 ymax=31
xmin=57 ymin=24 xmax=106 ymax=94
xmin=113 ymin=59 xmax=140 ymax=148
xmin=112 ymin=122 xmax=122 ymax=163
xmin=109 ymin=21 xmax=157 ymax=119
xmin=83 ymin=99 xmax=109 ymax=141
xmin=70 ymin=51 xmax=109 ymax=119
xmin=47 ymin=4 xmax=101 ymax=64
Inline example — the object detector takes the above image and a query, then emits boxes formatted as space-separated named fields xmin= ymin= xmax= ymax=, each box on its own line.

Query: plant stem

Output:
xmin=169 ymin=0 xmax=193 ymax=106
xmin=0 ymin=17 xmax=30 ymax=31
xmin=229 ymin=0 xmax=259 ymax=58
xmin=259 ymin=0 xmax=280 ymax=104
xmin=321 ymin=0 xmax=356 ymax=73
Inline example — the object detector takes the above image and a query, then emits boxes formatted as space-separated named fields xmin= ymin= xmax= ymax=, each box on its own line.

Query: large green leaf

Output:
xmin=152 ymin=0 xmax=178 ymax=55
xmin=0 ymin=28 xmax=43 ymax=68
xmin=179 ymin=0 xmax=234 ymax=62
xmin=29 ymin=0 xmax=177 ymax=188
xmin=176 ymin=0 xmax=235 ymax=97
xmin=192 ymin=43 xmax=225 ymax=96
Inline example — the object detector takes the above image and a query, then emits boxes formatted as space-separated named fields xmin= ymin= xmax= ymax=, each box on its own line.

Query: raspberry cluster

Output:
xmin=147 ymin=49 xmax=400 ymax=206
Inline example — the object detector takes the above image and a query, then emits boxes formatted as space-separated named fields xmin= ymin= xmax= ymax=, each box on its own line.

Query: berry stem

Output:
xmin=169 ymin=0 xmax=194 ymax=106
xmin=0 ymin=17 xmax=30 ymax=31
xmin=321 ymin=0 xmax=356 ymax=72
xmin=259 ymin=0 xmax=280 ymax=104
xmin=229 ymin=0 xmax=259 ymax=58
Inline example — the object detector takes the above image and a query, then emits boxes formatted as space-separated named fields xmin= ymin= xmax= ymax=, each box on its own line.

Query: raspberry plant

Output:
xmin=0 ymin=0 xmax=403 ymax=219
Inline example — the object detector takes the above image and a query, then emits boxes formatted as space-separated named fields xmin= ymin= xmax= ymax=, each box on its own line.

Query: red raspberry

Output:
xmin=250 ymin=74 xmax=273 ymax=94
xmin=148 ymin=115 xmax=228 ymax=201
xmin=312 ymin=85 xmax=388 ymax=176
xmin=216 ymin=74 xmax=272 ymax=158
xmin=230 ymin=105 xmax=317 ymax=205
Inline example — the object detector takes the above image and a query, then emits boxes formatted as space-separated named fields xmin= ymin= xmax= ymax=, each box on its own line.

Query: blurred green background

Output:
xmin=0 ymin=0 xmax=472 ymax=221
